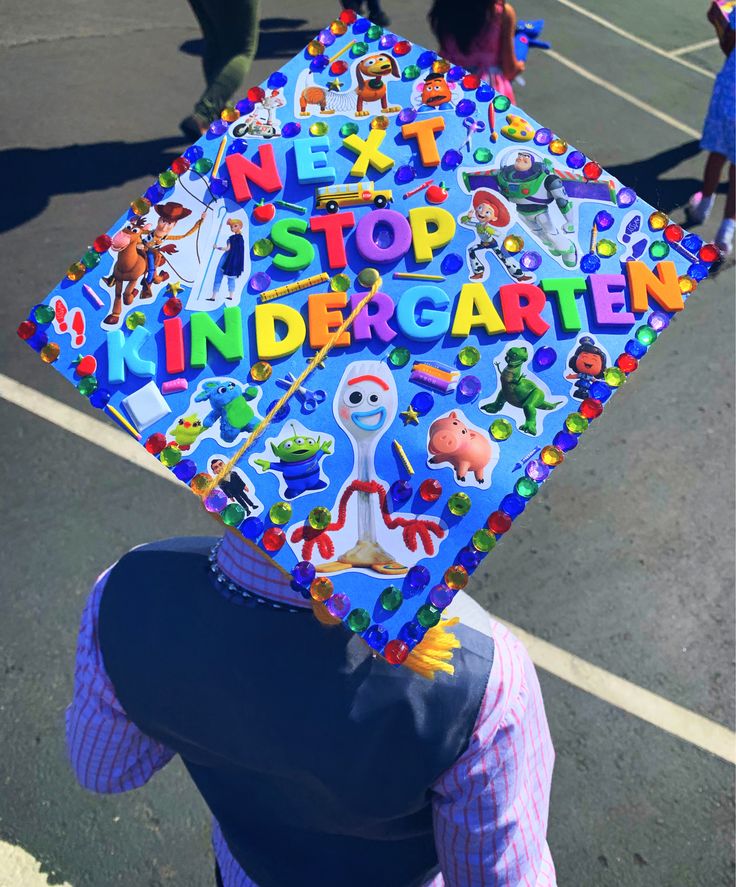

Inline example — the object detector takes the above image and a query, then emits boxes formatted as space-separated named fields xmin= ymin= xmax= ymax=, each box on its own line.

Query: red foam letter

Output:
xmin=225 ymin=144 xmax=283 ymax=203
xmin=309 ymin=211 xmax=355 ymax=269
xmin=499 ymin=284 xmax=550 ymax=337
xmin=163 ymin=317 xmax=185 ymax=374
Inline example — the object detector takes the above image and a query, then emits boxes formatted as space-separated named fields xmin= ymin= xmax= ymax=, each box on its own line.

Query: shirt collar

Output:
xmin=216 ymin=529 xmax=309 ymax=609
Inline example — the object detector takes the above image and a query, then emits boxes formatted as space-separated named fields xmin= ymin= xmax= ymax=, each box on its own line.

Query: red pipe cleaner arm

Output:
xmin=290 ymin=480 xmax=445 ymax=560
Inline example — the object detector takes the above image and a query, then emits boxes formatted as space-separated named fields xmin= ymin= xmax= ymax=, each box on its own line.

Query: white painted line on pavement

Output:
xmin=544 ymin=49 xmax=702 ymax=140
xmin=671 ymin=37 xmax=720 ymax=56
xmin=3 ymin=372 xmax=735 ymax=763
xmin=552 ymin=0 xmax=716 ymax=80
xmin=0 ymin=840 xmax=73 ymax=887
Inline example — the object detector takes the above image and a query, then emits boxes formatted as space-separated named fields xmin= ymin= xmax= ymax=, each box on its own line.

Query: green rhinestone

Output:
xmin=160 ymin=445 xmax=182 ymax=467
xmin=330 ymin=273 xmax=351 ymax=292
xmin=193 ymin=157 xmax=213 ymax=175
xmin=77 ymin=376 xmax=98 ymax=397
xmin=380 ymin=585 xmax=403 ymax=611
xmin=596 ymin=238 xmax=617 ymax=258
xmin=310 ymin=121 xmax=329 ymax=136
xmin=389 ymin=346 xmax=411 ymax=368
xmin=493 ymin=95 xmax=511 ymax=111
xmin=471 ymin=528 xmax=496 ymax=553
xmin=340 ymin=122 xmax=359 ymax=138
xmin=416 ymin=604 xmax=441 ymax=628
xmin=366 ymin=24 xmax=383 ymax=39
xmin=269 ymin=501 xmax=292 ymax=524
xmin=82 ymin=249 xmax=101 ymax=269
xmin=308 ymin=506 xmax=331 ymax=530
xmin=357 ymin=267 xmax=380 ymax=287
xmin=490 ymin=418 xmax=512 ymax=441
xmin=604 ymin=367 xmax=626 ymax=387
xmin=514 ymin=477 xmax=538 ymax=499
xmin=350 ymin=41 xmax=369 ymax=56
xmin=635 ymin=325 xmax=657 ymax=346
xmin=649 ymin=241 xmax=670 ymax=260
xmin=221 ymin=503 xmax=246 ymax=526
xmin=473 ymin=147 xmax=493 ymax=164
xmin=347 ymin=608 xmax=371 ymax=632
xmin=253 ymin=238 xmax=274 ymax=257
xmin=448 ymin=492 xmax=471 ymax=516
xmin=402 ymin=64 xmax=421 ymax=80
xmin=32 ymin=304 xmax=56 ymax=324
xmin=458 ymin=345 xmax=480 ymax=367
xmin=125 ymin=311 xmax=146 ymax=330
xmin=565 ymin=412 xmax=589 ymax=434
xmin=158 ymin=170 xmax=178 ymax=189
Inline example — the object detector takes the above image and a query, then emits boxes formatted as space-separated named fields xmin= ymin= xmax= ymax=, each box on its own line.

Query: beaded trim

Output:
xmin=208 ymin=541 xmax=309 ymax=614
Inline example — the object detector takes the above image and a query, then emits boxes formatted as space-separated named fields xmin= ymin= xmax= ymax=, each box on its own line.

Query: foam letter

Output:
xmin=401 ymin=116 xmax=445 ymax=167
xmin=190 ymin=306 xmax=244 ymax=368
xmin=626 ymin=260 xmax=684 ymax=313
xmin=589 ymin=274 xmax=636 ymax=326
xmin=254 ymin=303 xmax=307 ymax=360
xmin=225 ymin=144 xmax=282 ymax=203
xmin=408 ymin=207 xmax=456 ymax=262
xmin=499 ymin=284 xmax=550 ymax=336
xmin=451 ymin=282 xmax=506 ymax=337
xmin=293 ymin=136 xmax=336 ymax=185
xmin=309 ymin=211 xmax=355 ymax=269
xmin=342 ymin=129 xmax=394 ymax=177
xmin=163 ymin=317 xmax=185 ymax=374
xmin=270 ymin=218 xmax=315 ymax=271
xmin=355 ymin=209 xmax=412 ymax=263
xmin=396 ymin=285 xmax=450 ymax=340
xmin=541 ymin=277 xmax=585 ymax=332
xmin=350 ymin=291 xmax=397 ymax=343
xmin=308 ymin=292 xmax=351 ymax=349
xmin=106 ymin=326 xmax=156 ymax=384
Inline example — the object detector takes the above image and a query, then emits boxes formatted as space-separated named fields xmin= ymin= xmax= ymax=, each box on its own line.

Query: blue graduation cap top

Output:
xmin=19 ymin=12 xmax=718 ymax=667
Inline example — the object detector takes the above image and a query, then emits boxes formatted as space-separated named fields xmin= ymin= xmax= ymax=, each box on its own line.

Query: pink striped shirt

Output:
xmin=67 ymin=531 xmax=556 ymax=886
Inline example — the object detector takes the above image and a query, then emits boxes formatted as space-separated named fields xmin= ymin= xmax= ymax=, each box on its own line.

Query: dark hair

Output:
xmin=429 ymin=0 xmax=499 ymax=56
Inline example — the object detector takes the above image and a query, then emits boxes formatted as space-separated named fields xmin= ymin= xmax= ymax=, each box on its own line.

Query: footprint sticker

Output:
xmin=51 ymin=296 xmax=86 ymax=348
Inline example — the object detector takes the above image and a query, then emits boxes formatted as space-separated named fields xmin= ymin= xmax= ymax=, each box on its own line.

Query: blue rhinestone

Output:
xmin=589 ymin=381 xmax=613 ymax=402
xmin=500 ymin=493 xmax=526 ymax=518
xmin=625 ymin=339 xmax=647 ymax=358
xmin=553 ymin=430 xmax=578 ymax=451
xmin=364 ymin=624 xmax=388 ymax=650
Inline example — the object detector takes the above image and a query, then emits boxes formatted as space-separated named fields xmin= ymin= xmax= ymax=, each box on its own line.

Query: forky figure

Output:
xmin=291 ymin=360 xmax=445 ymax=576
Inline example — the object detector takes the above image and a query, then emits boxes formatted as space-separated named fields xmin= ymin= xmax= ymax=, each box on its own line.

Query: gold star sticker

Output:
xmin=400 ymin=406 xmax=420 ymax=425
xmin=327 ymin=78 xmax=343 ymax=91
xmin=167 ymin=281 xmax=183 ymax=296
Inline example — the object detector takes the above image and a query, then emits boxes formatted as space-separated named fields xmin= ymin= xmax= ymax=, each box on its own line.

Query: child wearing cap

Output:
xmin=67 ymin=531 xmax=556 ymax=886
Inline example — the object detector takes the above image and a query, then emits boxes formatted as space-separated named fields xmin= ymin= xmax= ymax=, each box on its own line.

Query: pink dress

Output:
xmin=441 ymin=0 xmax=516 ymax=101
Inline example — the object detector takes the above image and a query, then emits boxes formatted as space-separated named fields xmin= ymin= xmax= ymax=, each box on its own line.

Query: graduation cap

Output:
xmin=18 ymin=12 xmax=719 ymax=671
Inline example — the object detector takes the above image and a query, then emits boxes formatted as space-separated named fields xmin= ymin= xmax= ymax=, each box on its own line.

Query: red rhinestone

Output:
xmin=699 ymin=243 xmax=720 ymax=263
xmin=163 ymin=296 xmax=182 ymax=317
xmin=663 ymin=224 xmax=684 ymax=243
xmin=262 ymin=527 xmax=286 ymax=552
xmin=17 ymin=320 xmax=36 ymax=340
xmin=339 ymin=8 xmax=357 ymax=23
xmin=419 ymin=479 xmax=442 ymax=502
xmin=462 ymin=74 xmax=480 ymax=90
xmin=93 ymin=234 xmax=112 ymax=253
xmin=144 ymin=433 xmax=167 ymax=455
xmin=170 ymin=156 xmax=190 ymax=175
xmin=247 ymin=86 xmax=265 ymax=103
xmin=393 ymin=40 xmax=412 ymax=56
xmin=384 ymin=639 xmax=409 ymax=665
xmin=583 ymin=161 xmax=602 ymax=180
xmin=616 ymin=354 xmax=638 ymax=373
xmin=580 ymin=398 xmax=603 ymax=419
xmin=487 ymin=511 xmax=512 ymax=535
xmin=330 ymin=60 xmax=349 ymax=75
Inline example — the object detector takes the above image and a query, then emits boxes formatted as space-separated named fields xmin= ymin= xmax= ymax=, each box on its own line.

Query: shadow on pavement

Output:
xmin=0 ymin=138 xmax=185 ymax=233
xmin=608 ymin=139 xmax=726 ymax=213
xmin=179 ymin=17 xmax=311 ymax=62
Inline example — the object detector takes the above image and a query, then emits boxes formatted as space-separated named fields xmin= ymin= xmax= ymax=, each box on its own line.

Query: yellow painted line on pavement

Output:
xmin=544 ymin=49 xmax=702 ymax=140
xmin=0 ymin=840 xmax=73 ymax=887
xmin=552 ymin=0 xmax=716 ymax=80
xmin=2 ymin=372 xmax=734 ymax=763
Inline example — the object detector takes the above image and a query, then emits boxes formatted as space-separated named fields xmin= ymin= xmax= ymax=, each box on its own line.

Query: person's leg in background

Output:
xmin=182 ymin=0 xmax=260 ymax=139
xmin=715 ymin=162 xmax=735 ymax=255
xmin=689 ymin=151 xmax=727 ymax=224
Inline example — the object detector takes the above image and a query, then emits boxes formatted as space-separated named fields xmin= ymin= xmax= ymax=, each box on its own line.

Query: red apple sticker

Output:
xmin=74 ymin=355 xmax=97 ymax=377
xmin=253 ymin=200 xmax=276 ymax=223
xmin=426 ymin=183 xmax=449 ymax=204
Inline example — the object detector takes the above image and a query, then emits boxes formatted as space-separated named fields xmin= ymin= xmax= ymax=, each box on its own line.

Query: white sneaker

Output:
xmin=688 ymin=191 xmax=714 ymax=225
xmin=715 ymin=218 xmax=734 ymax=257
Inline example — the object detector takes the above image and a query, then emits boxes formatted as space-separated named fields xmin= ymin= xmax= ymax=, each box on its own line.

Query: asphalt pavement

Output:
xmin=1 ymin=1 xmax=734 ymax=885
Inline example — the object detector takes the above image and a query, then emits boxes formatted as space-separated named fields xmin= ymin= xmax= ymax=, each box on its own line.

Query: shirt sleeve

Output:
xmin=431 ymin=621 xmax=557 ymax=887
xmin=66 ymin=567 xmax=175 ymax=793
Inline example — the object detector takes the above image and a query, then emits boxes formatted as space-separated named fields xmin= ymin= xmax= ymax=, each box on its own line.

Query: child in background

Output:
xmin=687 ymin=4 xmax=735 ymax=256
xmin=429 ymin=0 xmax=524 ymax=101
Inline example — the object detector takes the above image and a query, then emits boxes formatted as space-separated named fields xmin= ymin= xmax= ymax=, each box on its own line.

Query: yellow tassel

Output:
xmin=404 ymin=617 xmax=461 ymax=680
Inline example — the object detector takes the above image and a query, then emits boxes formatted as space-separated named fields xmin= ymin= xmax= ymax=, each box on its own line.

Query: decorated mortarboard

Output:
xmin=19 ymin=12 xmax=719 ymax=669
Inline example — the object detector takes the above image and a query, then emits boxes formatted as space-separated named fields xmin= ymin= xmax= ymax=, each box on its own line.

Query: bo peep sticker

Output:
xmin=185 ymin=207 xmax=250 ymax=310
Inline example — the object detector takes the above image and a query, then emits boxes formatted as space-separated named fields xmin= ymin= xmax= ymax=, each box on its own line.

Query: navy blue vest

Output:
xmin=99 ymin=538 xmax=494 ymax=887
